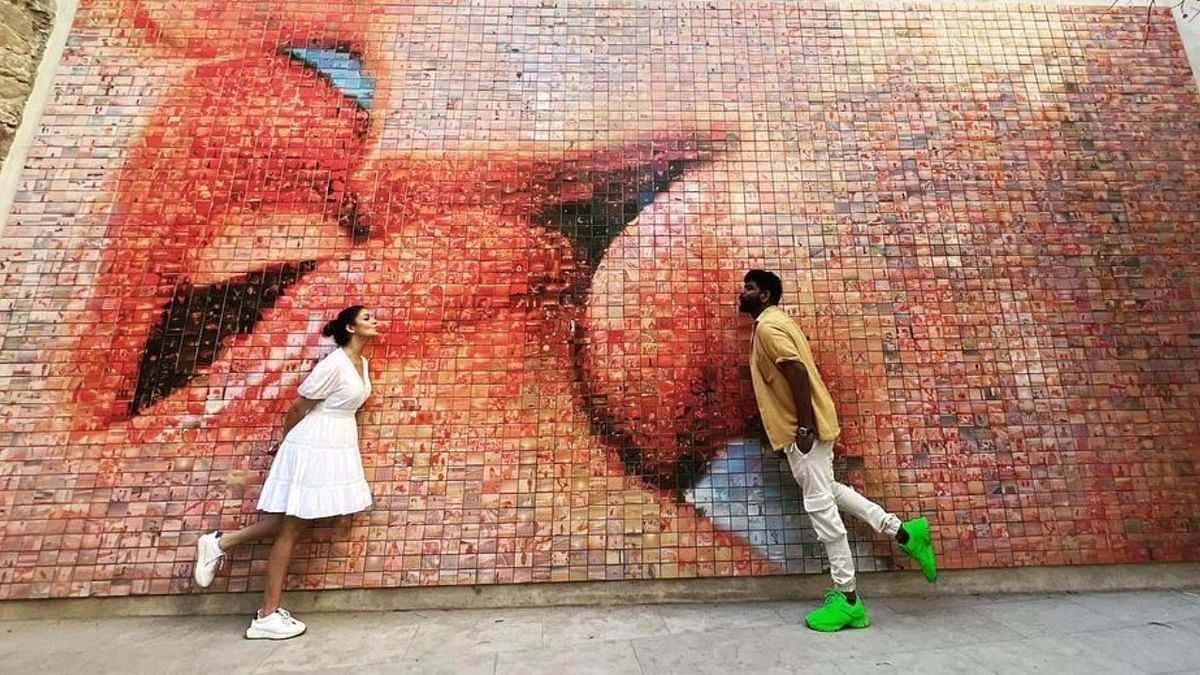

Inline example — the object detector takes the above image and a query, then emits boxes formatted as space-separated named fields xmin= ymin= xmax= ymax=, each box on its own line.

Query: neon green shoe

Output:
xmin=899 ymin=516 xmax=938 ymax=582
xmin=804 ymin=590 xmax=870 ymax=632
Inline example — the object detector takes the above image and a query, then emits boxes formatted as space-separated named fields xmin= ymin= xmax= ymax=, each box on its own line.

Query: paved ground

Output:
xmin=2 ymin=589 xmax=1199 ymax=674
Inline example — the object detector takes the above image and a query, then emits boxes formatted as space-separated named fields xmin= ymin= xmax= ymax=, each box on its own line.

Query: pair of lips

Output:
xmin=61 ymin=49 xmax=755 ymax=492
xmin=41 ymin=42 xmax=775 ymax=579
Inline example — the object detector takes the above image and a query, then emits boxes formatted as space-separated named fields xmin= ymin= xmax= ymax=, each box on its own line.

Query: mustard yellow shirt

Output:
xmin=750 ymin=305 xmax=841 ymax=450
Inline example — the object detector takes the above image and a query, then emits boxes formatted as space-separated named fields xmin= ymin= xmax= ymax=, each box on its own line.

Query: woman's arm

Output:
xmin=272 ymin=397 xmax=320 ymax=452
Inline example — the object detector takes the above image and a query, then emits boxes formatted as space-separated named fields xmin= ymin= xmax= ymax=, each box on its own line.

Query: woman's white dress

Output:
xmin=257 ymin=348 xmax=373 ymax=519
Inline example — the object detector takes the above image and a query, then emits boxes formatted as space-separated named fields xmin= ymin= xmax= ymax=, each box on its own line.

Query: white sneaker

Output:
xmin=193 ymin=531 xmax=224 ymax=588
xmin=245 ymin=608 xmax=307 ymax=640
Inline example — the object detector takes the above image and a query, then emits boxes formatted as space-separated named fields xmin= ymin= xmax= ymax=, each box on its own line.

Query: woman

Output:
xmin=193 ymin=306 xmax=379 ymax=639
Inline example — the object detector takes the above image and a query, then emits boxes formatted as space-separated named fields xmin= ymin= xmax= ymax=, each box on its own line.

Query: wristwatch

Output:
xmin=796 ymin=426 xmax=813 ymax=438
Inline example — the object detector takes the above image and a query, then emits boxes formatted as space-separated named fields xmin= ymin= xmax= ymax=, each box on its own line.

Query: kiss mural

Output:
xmin=1 ymin=0 xmax=1198 ymax=599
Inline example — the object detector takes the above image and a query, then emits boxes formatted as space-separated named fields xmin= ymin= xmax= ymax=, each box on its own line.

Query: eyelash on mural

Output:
xmin=127 ymin=261 xmax=317 ymax=416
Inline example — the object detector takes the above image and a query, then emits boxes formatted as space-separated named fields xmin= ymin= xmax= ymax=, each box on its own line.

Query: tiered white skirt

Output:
xmin=257 ymin=408 xmax=372 ymax=519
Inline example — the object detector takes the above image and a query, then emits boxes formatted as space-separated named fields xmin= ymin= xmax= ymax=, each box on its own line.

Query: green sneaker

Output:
xmin=899 ymin=516 xmax=938 ymax=583
xmin=804 ymin=590 xmax=870 ymax=632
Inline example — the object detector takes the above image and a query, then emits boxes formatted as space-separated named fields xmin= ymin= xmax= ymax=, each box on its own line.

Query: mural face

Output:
xmin=1 ymin=0 xmax=1199 ymax=599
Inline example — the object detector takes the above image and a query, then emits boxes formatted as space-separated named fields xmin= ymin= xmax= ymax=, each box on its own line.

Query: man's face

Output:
xmin=738 ymin=280 xmax=768 ymax=315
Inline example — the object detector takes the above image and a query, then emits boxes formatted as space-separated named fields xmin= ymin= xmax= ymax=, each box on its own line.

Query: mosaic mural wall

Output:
xmin=1 ymin=0 xmax=1199 ymax=600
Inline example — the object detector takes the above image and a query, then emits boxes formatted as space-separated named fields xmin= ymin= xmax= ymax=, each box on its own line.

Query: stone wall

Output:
xmin=0 ymin=0 xmax=54 ymax=169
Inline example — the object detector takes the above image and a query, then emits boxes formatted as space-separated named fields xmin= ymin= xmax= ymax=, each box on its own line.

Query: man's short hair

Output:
xmin=744 ymin=269 xmax=783 ymax=305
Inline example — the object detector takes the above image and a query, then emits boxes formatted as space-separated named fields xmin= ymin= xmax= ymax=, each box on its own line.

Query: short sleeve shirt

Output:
xmin=750 ymin=305 xmax=841 ymax=450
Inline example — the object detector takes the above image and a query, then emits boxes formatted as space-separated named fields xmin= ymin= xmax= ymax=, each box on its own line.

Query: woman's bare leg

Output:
xmin=218 ymin=514 xmax=283 ymax=552
xmin=260 ymin=516 xmax=307 ymax=615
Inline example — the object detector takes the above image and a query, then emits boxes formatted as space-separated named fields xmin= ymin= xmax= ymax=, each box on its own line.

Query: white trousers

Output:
xmin=783 ymin=439 xmax=901 ymax=592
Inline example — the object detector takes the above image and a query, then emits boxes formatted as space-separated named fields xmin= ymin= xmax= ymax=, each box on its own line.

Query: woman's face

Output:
xmin=349 ymin=309 xmax=381 ymax=341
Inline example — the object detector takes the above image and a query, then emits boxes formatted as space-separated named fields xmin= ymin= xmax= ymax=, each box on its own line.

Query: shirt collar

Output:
xmin=753 ymin=305 xmax=784 ymax=325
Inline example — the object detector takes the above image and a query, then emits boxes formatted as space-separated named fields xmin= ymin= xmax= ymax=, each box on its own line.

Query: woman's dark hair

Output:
xmin=322 ymin=305 xmax=365 ymax=346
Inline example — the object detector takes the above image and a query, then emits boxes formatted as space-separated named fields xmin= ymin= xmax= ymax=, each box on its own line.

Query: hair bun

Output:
xmin=322 ymin=305 xmax=365 ymax=346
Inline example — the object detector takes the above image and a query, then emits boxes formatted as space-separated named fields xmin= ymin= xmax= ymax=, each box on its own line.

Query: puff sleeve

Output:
xmin=297 ymin=353 xmax=341 ymax=400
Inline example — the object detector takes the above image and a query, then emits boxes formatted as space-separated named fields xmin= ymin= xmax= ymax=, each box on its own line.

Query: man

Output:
xmin=738 ymin=269 xmax=938 ymax=631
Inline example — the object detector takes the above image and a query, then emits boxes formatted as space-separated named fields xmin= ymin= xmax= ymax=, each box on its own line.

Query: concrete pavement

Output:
xmin=3 ymin=589 xmax=1199 ymax=674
